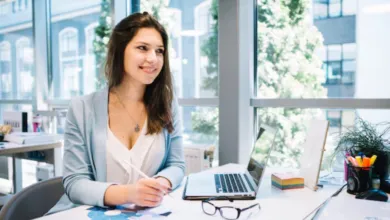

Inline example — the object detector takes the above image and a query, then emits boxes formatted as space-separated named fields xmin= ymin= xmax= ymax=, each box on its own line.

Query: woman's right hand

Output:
xmin=127 ymin=178 xmax=171 ymax=207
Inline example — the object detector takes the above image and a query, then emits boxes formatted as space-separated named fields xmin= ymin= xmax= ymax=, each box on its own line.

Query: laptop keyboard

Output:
xmin=214 ymin=173 xmax=249 ymax=193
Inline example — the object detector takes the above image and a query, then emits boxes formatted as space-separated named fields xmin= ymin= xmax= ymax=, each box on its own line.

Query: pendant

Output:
xmin=134 ymin=124 xmax=140 ymax=132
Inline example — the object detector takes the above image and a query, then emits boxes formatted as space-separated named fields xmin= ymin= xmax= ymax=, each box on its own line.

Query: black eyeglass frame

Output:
xmin=201 ymin=196 xmax=261 ymax=220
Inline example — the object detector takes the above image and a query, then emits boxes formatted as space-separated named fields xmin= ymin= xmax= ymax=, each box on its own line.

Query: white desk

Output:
xmin=37 ymin=164 xmax=344 ymax=220
xmin=0 ymin=141 xmax=63 ymax=193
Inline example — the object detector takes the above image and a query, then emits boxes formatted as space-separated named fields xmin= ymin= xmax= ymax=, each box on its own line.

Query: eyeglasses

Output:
xmin=201 ymin=197 xmax=261 ymax=220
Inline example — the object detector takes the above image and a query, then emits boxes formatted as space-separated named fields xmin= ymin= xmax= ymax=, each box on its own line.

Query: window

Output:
xmin=141 ymin=0 xmax=219 ymax=149
xmin=141 ymin=0 xmax=218 ymax=99
xmin=0 ymin=41 xmax=12 ymax=98
xmin=84 ymin=22 xmax=99 ymax=95
xmin=0 ymin=2 xmax=12 ymax=15
xmin=256 ymin=108 xmax=389 ymax=170
xmin=329 ymin=0 xmax=342 ymax=17
xmin=59 ymin=28 xmax=80 ymax=98
xmin=0 ymin=0 xmax=33 ymax=100
xmin=342 ymin=0 xmax=357 ymax=16
xmin=50 ymin=0 xmax=102 ymax=98
xmin=313 ymin=2 xmax=328 ymax=19
xmin=194 ymin=0 xmax=215 ymax=98
xmin=326 ymin=110 xmax=342 ymax=128
xmin=255 ymin=0 xmax=390 ymax=171
xmin=322 ymin=44 xmax=356 ymax=85
xmin=16 ymin=37 xmax=34 ymax=99
xmin=313 ymin=0 xmax=357 ymax=19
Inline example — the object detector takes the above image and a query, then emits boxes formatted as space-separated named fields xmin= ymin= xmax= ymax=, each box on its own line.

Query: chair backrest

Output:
xmin=0 ymin=177 xmax=64 ymax=220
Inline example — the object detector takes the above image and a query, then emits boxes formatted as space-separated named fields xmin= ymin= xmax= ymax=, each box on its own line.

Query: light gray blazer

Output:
xmin=47 ymin=87 xmax=185 ymax=214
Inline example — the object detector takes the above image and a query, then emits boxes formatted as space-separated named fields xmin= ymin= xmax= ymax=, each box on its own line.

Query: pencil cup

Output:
xmin=346 ymin=164 xmax=373 ymax=194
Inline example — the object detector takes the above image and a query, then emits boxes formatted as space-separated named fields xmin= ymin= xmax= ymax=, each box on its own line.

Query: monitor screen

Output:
xmin=246 ymin=125 xmax=277 ymax=188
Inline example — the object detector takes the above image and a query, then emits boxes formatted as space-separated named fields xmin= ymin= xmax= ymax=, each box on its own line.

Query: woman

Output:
xmin=48 ymin=12 xmax=185 ymax=214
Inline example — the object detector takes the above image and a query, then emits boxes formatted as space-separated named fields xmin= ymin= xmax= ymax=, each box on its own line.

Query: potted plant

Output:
xmin=333 ymin=116 xmax=390 ymax=181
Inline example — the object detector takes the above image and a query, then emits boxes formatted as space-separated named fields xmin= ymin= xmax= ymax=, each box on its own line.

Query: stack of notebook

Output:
xmin=271 ymin=173 xmax=304 ymax=190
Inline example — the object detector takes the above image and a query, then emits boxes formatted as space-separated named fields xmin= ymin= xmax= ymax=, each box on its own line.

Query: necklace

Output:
xmin=113 ymin=89 xmax=144 ymax=133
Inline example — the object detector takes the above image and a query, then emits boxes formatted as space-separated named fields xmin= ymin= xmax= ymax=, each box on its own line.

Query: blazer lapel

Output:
xmin=92 ymin=87 xmax=109 ymax=182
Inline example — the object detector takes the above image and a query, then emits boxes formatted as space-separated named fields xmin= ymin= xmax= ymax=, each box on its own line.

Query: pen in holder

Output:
xmin=347 ymin=164 xmax=373 ymax=195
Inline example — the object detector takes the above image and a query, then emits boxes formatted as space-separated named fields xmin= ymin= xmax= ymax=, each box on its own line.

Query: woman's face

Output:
xmin=123 ymin=28 xmax=165 ymax=85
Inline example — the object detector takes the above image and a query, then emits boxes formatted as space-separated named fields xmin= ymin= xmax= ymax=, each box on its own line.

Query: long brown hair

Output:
xmin=105 ymin=12 xmax=174 ymax=134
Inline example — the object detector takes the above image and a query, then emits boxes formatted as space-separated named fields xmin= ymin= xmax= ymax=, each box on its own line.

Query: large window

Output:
xmin=0 ymin=0 xmax=34 ymax=101
xmin=140 ymin=0 xmax=219 ymax=149
xmin=50 ymin=0 xmax=102 ymax=98
xmin=256 ymin=108 xmax=389 ymax=171
xmin=313 ymin=0 xmax=357 ymax=19
xmin=255 ymin=0 xmax=390 ymax=170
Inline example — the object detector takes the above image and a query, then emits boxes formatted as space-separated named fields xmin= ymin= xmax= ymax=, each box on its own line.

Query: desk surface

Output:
xmin=37 ymin=164 xmax=344 ymax=220
xmin=0 ymin=141 xmax=62 ymax=156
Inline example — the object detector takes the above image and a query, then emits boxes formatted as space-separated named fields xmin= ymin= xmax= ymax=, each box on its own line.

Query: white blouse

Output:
xmin=106 ymin=121 xmax=165 ymax=184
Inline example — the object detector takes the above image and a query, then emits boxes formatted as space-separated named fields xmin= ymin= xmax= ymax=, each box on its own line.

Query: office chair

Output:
xmin=0 ymin=177 xmax=64 ymax=220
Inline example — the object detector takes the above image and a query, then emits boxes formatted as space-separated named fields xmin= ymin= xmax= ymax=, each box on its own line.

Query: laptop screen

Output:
xmin=246 ymin=125 xmax=277 ymax=188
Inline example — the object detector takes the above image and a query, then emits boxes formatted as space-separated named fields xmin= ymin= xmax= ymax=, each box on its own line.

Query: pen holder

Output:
xmin=346 ymin=164 xmax=373 ymax=195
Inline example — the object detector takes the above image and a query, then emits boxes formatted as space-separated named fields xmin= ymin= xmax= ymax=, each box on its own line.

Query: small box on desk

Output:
xmin=271 ymin=173 xmax=304 ymax=190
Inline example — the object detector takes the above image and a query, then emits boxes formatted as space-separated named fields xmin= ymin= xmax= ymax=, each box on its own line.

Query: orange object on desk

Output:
xmin=363 ymin=157 xmax=370 ymax=167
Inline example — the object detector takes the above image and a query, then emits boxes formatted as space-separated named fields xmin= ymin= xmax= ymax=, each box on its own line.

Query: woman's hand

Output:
xmin=127 ymin=178 xmax=171 ymax=207
xmin=155 ymin=176 xmax=172 ymax=189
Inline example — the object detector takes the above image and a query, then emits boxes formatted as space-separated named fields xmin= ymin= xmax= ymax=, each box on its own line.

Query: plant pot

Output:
xmin=371 ymin=151 xmax=389 ymax=181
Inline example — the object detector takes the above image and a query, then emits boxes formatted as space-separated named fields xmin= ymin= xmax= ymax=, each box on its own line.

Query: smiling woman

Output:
xmin=46 ymin=12 xmax=185 ymax=215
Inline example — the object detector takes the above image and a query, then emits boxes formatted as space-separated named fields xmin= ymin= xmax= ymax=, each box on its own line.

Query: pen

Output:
xmin=122 ymin=160 xmax=173 ymax=198
xmin=347 ymin=156 xmax=357 ymax=167
xmin=370 ymin=155 xmax=377 ymax=166
xmin=362 ymin=157 xmax=370 ymax=168
xmin=355 ymin=156 xmax=363 ymax=167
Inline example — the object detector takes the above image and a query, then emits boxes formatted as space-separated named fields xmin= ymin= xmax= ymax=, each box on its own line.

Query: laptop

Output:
xmin=182 ymin=125 xmax=278 ymax=200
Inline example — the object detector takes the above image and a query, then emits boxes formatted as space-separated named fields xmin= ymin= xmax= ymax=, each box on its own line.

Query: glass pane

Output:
xmin=257 ymin=1 xmax=389 ymax=98
xmin=329 ymin=2 xmax=341 ymax=17
xmin=342 ymin=43 xmax=356 ymax=60
xmin=141 ymin=0 xmax=219 ymax=98
xmin=315 ymin=46 xmax=327 ymax=61
xmin=181 ymin=106 xmax=219 ymax=165
xmin=342 ymin=60 xmax=355 ymax=84
xmin=255 ymin=108 xmax=390 ymax=175
xmin=313 ymin=3 xmax=328 ymax=19
xmin=50 ymin=0 xmax=102 ymax=98
xmin=326 ymin=61 xmax=342 ymax=84
xmin=0 ymin=0 xmax=34 ymax=99
xmin=328 ymin=45 xmax=342 ymax=61
xmin=342 ymin=0 xmax=357 ymax=16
